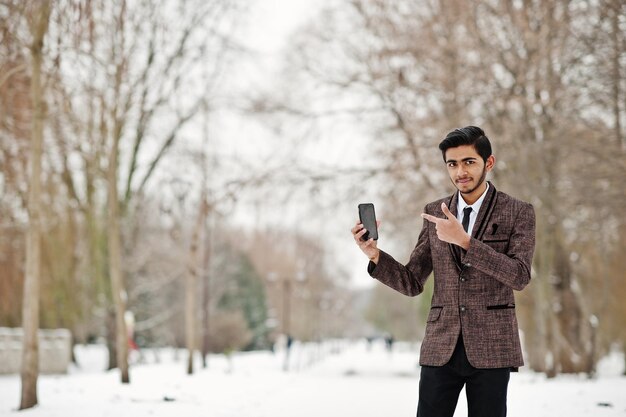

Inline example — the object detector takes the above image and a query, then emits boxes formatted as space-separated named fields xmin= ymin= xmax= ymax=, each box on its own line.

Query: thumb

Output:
xmin=441 ymin=203 xmax=456 ymax=220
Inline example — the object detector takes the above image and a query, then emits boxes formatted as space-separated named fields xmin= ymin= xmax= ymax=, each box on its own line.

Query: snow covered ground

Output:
xmin=1 ymin=340 xmax=625 ymax=417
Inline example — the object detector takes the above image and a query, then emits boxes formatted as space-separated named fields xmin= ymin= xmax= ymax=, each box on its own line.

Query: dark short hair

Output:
xmin=438 ymin=126 xmax=492 ymax=163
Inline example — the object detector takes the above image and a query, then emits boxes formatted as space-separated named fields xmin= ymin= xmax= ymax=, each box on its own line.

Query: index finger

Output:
xmin=421 ymin=213 xmax=440 ymax=223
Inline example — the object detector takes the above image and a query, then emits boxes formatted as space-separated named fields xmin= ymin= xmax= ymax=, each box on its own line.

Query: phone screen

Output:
xmin=358 ymin=203 xmax=378 ymax=241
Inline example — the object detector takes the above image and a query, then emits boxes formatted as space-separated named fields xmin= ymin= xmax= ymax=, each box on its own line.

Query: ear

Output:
xmin=485 ymin=155 xmax=496 ymax=171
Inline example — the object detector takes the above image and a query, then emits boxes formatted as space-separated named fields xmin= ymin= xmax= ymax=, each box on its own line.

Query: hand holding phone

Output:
xmin=358 ymin=203 xmax=378 ymax=241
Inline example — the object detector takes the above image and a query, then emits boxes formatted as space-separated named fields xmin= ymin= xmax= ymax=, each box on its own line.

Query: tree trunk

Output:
xmin=201 ymin=216 xmax=212 ymax=368
xmin=107 ymin=134 xmax=129 ymax=383
xmin=609 ymin=0 xmax=624 ymax=149
xmin=185 ymin=240 xmax=197 ymax=374
xmin=186 ymin=197 xmax=208 ymax=374
xmin=20 ymin=0 xmax=51 ymax=410
xmin=106 ymin=309 xmax=117 ymax=370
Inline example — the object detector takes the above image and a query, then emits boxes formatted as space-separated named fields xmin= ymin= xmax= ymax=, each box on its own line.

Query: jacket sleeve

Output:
xmin=367 ymin=209 xmax=433 ymax=296
xmin=461 ymin=202 xmax=535 ymax=291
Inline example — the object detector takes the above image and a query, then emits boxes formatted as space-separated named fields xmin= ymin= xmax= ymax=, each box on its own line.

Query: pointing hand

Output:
xmin=421 ymin=203 xmax=470 ymax=250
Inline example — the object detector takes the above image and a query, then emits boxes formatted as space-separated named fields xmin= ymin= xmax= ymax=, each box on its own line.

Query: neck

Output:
xmin=461 ymin=181 xmax=488 ymax=205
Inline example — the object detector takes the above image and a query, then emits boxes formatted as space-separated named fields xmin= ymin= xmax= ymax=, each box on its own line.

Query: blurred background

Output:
xmin=1 ymin=0 xmax=625 ymax=402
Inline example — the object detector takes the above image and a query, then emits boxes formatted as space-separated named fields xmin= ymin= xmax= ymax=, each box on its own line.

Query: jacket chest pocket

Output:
xmin=482 ymin=234 xmax=509 ymax=252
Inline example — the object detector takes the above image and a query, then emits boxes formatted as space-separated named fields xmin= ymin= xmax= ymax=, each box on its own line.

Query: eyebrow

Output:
xmin=446 ymin=157 xmax=478 ymax=163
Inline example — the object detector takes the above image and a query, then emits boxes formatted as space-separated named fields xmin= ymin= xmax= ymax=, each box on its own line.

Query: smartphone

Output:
xmin=358 ymin=203 xmax=378 ymax=241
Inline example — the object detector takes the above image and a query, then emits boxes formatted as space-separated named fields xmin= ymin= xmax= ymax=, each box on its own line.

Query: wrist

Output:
xmin=369 ymin=249 xmax=380 ymax=264
xmin=459 ymin=234 xmax=471 ymax=250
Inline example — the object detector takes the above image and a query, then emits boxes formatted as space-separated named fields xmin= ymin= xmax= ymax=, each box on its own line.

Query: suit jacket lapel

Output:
xmin=472 ymin=182 xmax=498 ymax=241
xmin=447 ymin=192 xmax=463 ymax=271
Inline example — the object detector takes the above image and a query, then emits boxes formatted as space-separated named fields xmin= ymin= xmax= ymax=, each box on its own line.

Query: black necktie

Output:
xmin=462 ymin=207 xmax=472 ymax=233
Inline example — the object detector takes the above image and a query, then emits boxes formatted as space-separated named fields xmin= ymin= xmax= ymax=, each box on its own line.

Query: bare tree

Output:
xmin=39 ymin=0 xmax=246 ymax=378
xmin=107 ymin=131 xmax=129 ymax=382
xmin=462 ymin=0 xmax=625 ymax=375
xmin=1 ymin=0 xmax=285 ymax=392
xmin=0 ymin=1 xmax=30 ymax=328
xmin=19 ymin=0 xmax=51 ymax=409
xmin=185 ymin=191 xmax=209 ymax=374
xmin=277 ymin=0 xmax=626 ymax=375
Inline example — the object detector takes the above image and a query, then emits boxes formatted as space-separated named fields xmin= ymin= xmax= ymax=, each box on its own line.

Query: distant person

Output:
xmin=351 ymin=126 xmax=536 ymax=417
xmin=283 ymin=334 xmax=294 ymax=371
xmin=384 ymin=334 xmax=394 ymax=352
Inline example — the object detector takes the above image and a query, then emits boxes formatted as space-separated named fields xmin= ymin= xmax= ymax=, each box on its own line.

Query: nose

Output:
xmin=456 ymin=165 xmax=468 ymax=177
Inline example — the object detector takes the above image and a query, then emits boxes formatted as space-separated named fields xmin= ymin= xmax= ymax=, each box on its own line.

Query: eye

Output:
xmin=465 ymin=160 xmax=475 ymax=165
xmin=447 ymin=162 xmax=456 ymax=168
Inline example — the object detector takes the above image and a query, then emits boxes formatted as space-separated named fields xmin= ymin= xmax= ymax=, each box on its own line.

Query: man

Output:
xmin=351 ymin=126 xmax=535 ymax=417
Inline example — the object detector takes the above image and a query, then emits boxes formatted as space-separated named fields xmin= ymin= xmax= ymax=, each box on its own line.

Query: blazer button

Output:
xmin=460 ymin=305 xmax=467 ymax=312
xmin=464 ymin=262 xmax=472 ymax=268
xmin=460 ymin=277 xmax=466 ymax=282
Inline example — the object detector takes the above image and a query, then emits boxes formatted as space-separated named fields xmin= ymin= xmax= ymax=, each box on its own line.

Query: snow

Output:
xmin=1 ymin=340 xmax=625 ymax=417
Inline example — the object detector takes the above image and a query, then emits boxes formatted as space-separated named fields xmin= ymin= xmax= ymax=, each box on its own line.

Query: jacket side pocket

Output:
xmin=427 ymin=306 xmax=443 ymax=322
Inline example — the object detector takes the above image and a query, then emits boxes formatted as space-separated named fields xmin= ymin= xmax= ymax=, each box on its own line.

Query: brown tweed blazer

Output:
xmin=369 ymin=182 xmax=535 ymax=369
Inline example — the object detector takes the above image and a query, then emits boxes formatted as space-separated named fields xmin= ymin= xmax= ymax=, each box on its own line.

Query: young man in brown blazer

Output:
xmin=351 ymin=126 xmax=536 ymax=417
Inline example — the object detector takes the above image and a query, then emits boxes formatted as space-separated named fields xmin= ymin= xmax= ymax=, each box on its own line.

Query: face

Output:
xmin=444 ymin=145 xmax=495 ymax=199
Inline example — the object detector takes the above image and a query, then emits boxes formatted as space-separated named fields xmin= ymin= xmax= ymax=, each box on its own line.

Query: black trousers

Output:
xmin=416 ymin=335 xmax=510 ymax=417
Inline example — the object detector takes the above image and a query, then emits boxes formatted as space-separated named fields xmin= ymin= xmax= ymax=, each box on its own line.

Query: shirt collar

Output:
xmin=458 ymin=182 xmax=489 ymax=214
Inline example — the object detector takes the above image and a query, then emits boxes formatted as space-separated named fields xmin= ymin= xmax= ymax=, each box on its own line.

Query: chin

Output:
xmin=456 ymin=183 xmax=474 ymax=192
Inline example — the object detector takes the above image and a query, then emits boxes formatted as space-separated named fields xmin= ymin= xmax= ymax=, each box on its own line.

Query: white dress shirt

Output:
xmin=457 ymin=183 xmax=489 ymax=236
